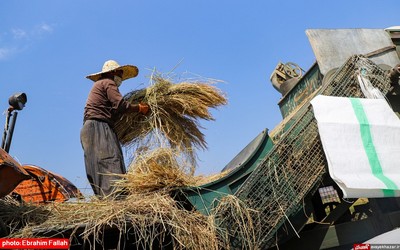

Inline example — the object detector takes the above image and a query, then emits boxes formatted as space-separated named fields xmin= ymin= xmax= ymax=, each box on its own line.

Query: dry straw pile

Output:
xmin=2 ymin=193 xmax=219 ymax=249
xmin=1 ymin=148 xmax=258 ymax=249
xmin=116 ymin=147 xmax=197 ymax=193
xmin=1 ymin=148 xmax=259 ymax=249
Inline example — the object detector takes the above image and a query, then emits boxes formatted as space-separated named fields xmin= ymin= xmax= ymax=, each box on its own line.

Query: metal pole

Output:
xmin=1 ymin=111 xmax=11 ymax=150
xmin=4 ymin=111 xmax=18 ymax=153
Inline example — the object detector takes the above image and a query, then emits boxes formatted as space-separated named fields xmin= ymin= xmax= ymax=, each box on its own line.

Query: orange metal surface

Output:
xmin=0 ymin=148 xmax=30 ymax=198
xmin=13 ymin=165 xmax=83 ymax=204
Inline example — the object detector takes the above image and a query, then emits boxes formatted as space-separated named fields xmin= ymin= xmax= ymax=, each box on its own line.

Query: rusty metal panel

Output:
xmin=306 ymin=29 xmax=400 ymax=75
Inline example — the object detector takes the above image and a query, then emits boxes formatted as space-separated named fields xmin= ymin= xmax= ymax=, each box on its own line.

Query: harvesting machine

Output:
xmin=183 ymin=27 xmax=400 ymax=249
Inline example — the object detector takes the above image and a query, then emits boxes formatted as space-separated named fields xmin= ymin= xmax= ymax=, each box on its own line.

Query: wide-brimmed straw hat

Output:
xmin=86 ymin=60 xmax=139 ymax=81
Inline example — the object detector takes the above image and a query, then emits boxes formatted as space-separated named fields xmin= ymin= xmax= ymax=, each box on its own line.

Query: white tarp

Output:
xmin=310 ymin=95 xmax=400 ymax=198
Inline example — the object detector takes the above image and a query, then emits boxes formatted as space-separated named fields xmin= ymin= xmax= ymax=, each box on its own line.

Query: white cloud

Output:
xmin=12 ymin=28 xmax=28 ymax=39
xmin=0 ymin=48 xmax=7 ymax=59
xmin=32 ymin=23 xmax=54 ymax=37
xmin=0 ymin=23 xmax=55 ymax=60
xmin=0 ymin=47 xmax=15 ymax=60
xmin=38 ymin=23 xmax=53 ymax=33
xmin=11 ymin=23 xmax=54 ymax=40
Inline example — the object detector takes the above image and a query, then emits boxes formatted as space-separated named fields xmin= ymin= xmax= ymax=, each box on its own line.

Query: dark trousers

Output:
xmin=80 ymin=119 xmax=126 ymax=197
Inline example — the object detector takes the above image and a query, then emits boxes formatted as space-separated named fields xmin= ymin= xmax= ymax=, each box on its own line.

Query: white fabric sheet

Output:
xmin=310 ymin=95 xmax=400 ymax=198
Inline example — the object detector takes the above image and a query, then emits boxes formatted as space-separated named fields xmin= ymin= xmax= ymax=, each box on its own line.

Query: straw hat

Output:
xmin=86 ymin=60 xmax=139 ymax=81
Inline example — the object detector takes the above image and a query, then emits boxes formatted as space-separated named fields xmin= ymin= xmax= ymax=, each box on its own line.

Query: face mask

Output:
xmin=114 ymin=76 xmax=122 ymax=87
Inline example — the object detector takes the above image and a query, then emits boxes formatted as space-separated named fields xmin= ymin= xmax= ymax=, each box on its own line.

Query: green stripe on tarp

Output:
xmin=350 ymin=98 xmax=397 ymax=197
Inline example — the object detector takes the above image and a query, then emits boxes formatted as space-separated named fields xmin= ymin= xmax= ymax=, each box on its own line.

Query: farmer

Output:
xmin=80 ymin=60 xmax=150 ymax=198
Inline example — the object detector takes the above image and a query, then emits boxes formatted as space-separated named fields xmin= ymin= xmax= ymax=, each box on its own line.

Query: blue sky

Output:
xmin=1 ymin=1 xmax=398 ymax=195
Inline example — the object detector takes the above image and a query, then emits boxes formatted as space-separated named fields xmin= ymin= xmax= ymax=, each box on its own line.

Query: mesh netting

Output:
xmin=216 ymin=55 xmax=393 ymax=249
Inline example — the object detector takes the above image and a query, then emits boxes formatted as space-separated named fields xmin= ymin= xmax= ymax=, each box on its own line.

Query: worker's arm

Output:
xmin=105 ymin=79 xmax=150 ymax=115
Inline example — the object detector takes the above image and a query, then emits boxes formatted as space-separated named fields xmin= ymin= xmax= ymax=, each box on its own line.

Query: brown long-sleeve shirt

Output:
xmin=83 ymin=78 xmax=130 ymax=128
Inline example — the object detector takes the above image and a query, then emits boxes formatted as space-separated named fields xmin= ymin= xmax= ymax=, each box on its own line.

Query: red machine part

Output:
xmin=1 ymin=147 xmax=83 ymax=203
xmin=0 ymin=148 xmax=30 ymax=198
xmin=13 ymin=164 xmax=83 ymax=204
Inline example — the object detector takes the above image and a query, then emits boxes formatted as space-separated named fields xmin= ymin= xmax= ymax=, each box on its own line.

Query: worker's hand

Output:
xmin=7 ymin=106 xmax=14 ymax=112
xmin=138 ymin=103 xmax=150 ymax=115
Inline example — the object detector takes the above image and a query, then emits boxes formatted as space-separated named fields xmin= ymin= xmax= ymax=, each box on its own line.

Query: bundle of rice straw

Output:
xmin=114 ymin=72 xmax=227 ymax=169
xmin=214 ymin=195 xmax=261 ymax=249
xmin=115 ymin=147 xmax=197 ymax=193
xmin=0 ymin=196 xmax=50 ymax=235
